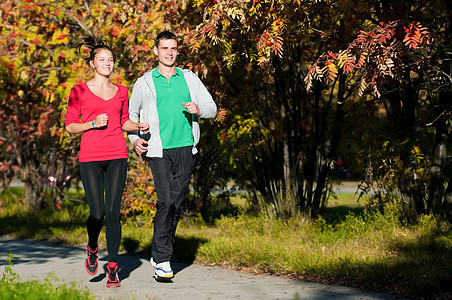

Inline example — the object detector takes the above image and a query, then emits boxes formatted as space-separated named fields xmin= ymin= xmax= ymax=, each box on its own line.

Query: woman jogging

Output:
xmin=65 ymin=34 xmax=148 ymax=288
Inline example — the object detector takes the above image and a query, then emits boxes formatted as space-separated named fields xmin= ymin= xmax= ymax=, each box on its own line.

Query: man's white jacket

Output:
xmin=127 ymin=68 xmax=217 ymax=158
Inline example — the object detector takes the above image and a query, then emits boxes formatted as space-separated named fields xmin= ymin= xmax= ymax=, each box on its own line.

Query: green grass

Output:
xmin=182 ymin=212 xmax=451 ymax=298
xmin=1 ymin=187 xmax=451 ymax=299
xmin=1 ymin=254 xmax=92 ymax=299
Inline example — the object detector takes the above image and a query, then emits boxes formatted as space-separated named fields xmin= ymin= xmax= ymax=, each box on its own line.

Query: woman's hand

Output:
xmin=94 ymin=113 xmax=108 ymax=128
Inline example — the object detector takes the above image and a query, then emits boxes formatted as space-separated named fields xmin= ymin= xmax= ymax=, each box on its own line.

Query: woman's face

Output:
xmin=90 ymin=49 xmax=114 ymax=76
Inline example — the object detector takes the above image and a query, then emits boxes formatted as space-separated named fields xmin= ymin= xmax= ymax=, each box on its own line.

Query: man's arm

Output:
xmin=127 ymin=77 xmax=145 ymax=146
xmin=196 ymin=81 xmax=217 ymax=119
xmin=191 ymin=72 xmax=217 ymax=119
xmin=128 ymin=77 xmax=152 ymax=155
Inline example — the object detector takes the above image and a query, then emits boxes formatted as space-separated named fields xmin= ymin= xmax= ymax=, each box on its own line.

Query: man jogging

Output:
xmin=128 ymin=31 xmax=217 ymax=281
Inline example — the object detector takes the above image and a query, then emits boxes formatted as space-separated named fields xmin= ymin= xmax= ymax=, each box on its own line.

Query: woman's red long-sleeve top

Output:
xmin=65 ymin=82 xmax=130 ymax=162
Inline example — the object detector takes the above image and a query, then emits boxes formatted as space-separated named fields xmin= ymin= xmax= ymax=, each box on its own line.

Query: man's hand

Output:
xmin=182 ymin=101 xmax=200 ymax=115
xmin=139 ymin=122 xmax=150 ymax=133
xmin=133 ymin=138 xmax=148 ymax=155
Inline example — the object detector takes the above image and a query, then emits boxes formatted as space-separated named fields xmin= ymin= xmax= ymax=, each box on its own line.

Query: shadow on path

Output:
xmin=0 ymin=236 xmax=409 ymax=300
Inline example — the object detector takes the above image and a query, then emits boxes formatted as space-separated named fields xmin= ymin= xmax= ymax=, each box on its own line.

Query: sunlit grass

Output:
xmin=175 ymin=211 xmax=451 ymax=298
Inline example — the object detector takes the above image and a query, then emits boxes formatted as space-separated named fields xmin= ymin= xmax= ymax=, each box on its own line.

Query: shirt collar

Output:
xmin=153 ymin=67 xmax=182 ymax=78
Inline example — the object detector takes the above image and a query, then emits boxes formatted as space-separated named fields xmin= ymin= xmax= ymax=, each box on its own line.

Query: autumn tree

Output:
xmin=0 ymin=0 xmax=165 ymax=211
xmin=1 ymin=0 xmax=80 ymax=210
xmin=160 ymin=0 xmax=451 ymax=220
xmin=305 ymin=2 xmax=452 ymax=219
xmin=159 ymin=0 xmax=379 ymax=218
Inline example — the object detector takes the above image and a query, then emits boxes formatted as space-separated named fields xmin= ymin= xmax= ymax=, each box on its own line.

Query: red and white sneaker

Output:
xmin=84 ymin=244 xmax=98 ymax=275
xmin=106 ymin=261 xmax=120 ymax=288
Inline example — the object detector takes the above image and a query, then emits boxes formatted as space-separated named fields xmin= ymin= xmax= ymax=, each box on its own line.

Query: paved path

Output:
xmin=0 ymin=237 xmax=408 ymax=300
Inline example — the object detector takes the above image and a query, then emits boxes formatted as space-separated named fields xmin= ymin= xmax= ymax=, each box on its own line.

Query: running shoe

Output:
xmin=84 ymin=244 xmax=98 ymax=275
xmin=154 ymin=261 xmax=174 ymax=280
xmin=106 ymin=261 xmax=120 ymax=287
xmin=150 ymin=257 xmax=157 ymax=268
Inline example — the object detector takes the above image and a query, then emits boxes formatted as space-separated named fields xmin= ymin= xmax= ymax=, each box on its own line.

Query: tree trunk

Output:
xmin=427 ymin=131 xmax=447 ymax=213
xmin=312 ymin=74 xmax=347 ymax=217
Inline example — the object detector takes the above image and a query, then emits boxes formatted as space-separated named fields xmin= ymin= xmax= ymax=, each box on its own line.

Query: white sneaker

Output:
xmin=154 ymin=261 xmax=173 ymax=280
xmin=150 ymin=257 xmax=157 ymax=268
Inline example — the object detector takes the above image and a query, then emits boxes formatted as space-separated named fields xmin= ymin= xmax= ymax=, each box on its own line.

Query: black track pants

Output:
xmin=149 ymin=146 xmax=194 ymax=263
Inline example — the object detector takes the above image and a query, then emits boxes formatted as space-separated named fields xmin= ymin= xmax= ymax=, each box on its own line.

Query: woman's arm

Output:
xmin=122 ymin=120 xmax=149 ymax=133
xmin=65 ymin=114 xmax=108 ymax=134
xmin=65 ymin=121 xmax=94 ymax=134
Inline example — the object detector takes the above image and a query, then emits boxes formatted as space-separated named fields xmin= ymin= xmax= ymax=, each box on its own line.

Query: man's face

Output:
xmin=154 ymin=38 xmax=178 ymax=68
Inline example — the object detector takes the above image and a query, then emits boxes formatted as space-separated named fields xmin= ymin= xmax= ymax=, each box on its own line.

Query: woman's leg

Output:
xmin=104 ymin=158 xmax=127 ymax=263
xmin=80 ymin=161 xmax=105 ymax=250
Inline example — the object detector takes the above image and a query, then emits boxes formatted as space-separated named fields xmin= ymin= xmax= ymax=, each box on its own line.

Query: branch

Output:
xmin=308 ymin=26 xmax=327 ymax=36
xmin=436 ymin=67 xmax=452 ymax=83
xmin=425 ymin=109 xmax=450 ymax=127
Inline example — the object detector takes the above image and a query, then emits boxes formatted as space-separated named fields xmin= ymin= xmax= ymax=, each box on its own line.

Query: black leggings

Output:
xmin=80 ymin=158 xmax=127 ymax=263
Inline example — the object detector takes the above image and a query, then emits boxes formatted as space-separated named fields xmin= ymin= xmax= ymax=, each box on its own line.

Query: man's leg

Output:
xmin=149 ymin=146 xmax=194 ymax=263
xmin=149 ymin=154 xmax=175 ymax=264
xmin=169 ymin=146 xmax=195 ymax=244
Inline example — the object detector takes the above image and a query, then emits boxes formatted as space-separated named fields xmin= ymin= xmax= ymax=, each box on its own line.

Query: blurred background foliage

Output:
xmin=0 ymin=0 xmax=451 ymax=222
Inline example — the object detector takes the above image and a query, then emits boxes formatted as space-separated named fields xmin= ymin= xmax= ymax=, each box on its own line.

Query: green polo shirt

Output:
xmin=152 ymin=68 xmax=193 ymax=149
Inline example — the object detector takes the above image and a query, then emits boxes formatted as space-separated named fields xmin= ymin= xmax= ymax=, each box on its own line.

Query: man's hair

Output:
xmin=155 ymin=31 xmax=177 ymax=47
